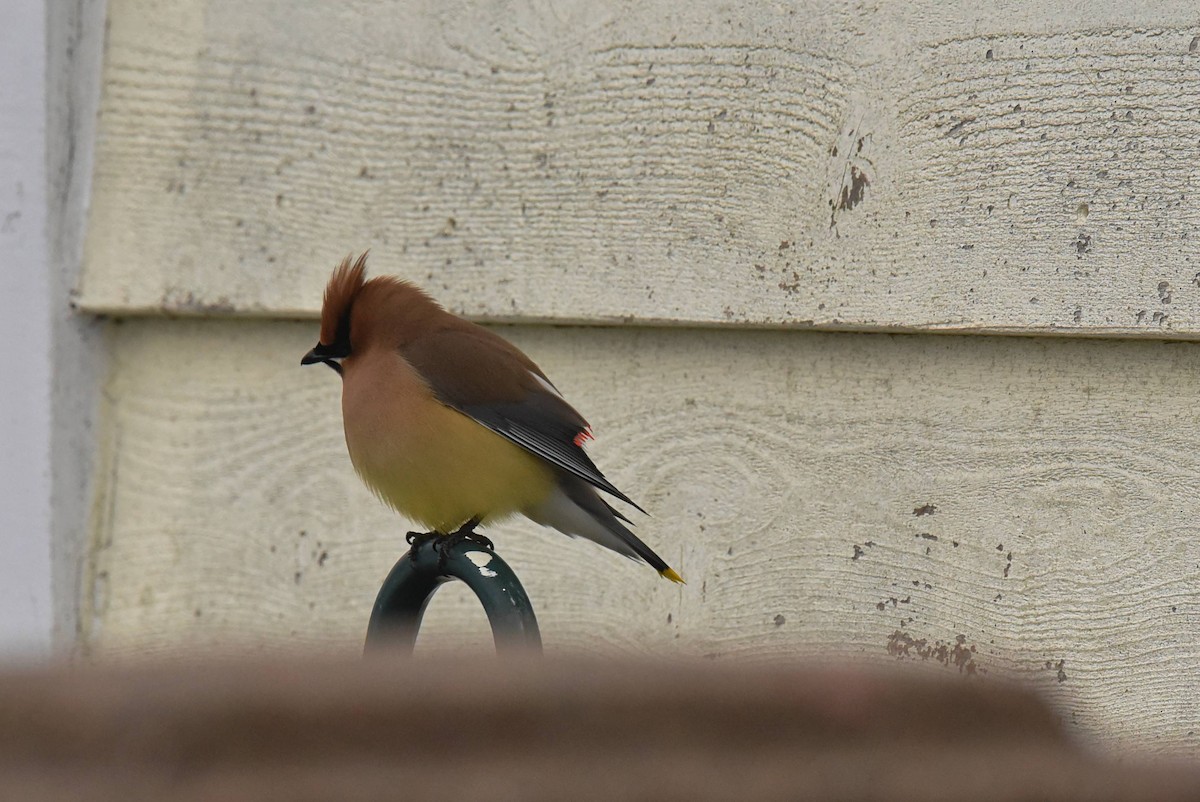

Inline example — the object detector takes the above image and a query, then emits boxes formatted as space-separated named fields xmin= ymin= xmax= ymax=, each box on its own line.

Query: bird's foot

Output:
xmin=434 ymin=518 xmax=492 ymax=570
xmin=458 ymin=531 xmax=495 ymax=551
xmin=405 ymin=530 xmax=440 ymax=560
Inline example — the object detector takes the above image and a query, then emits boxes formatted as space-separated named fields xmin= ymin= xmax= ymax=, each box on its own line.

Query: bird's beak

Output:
xmin=302 ymin=343 xmax=346 ymax=376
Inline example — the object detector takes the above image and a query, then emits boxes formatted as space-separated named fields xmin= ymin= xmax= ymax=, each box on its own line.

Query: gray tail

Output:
xmin=525 ymin=477 xmax=683 ymax=583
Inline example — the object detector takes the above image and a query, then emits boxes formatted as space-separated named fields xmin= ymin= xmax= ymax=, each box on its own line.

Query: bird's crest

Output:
xmin=320 ymin=252 xmax=368 ymax=346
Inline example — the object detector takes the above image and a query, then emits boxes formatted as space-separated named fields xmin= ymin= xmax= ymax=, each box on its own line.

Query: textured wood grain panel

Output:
xmin=87 ymin=318 xmax=1200 ymax=755
xmin=79 ymin=1 xmax=1200 ymax=336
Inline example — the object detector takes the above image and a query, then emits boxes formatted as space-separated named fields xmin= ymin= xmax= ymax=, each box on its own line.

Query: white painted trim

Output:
xmin=0 ymin=0 xmax=53 ymax=657
xmin=46 ymin=0 xmax=110 ymax=655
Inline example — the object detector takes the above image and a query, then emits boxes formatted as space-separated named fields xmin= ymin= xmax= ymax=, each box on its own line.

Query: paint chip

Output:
xmin=466 ymin=551 xmax=498 ymax=578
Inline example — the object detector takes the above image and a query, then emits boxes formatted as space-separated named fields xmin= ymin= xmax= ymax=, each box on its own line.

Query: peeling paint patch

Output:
xmin=851 ymin=540 xmax=876 ymax=561
xmin=837 ymin=165 xmax=870 ymax=211
xmin=466 ymin=550 xmax=498 ymax=577
xmin=1046 ymin=659 xmax=1068 ymax=683
xmin=874 ymin=595 xmax=911 ymax=611
xmin=887 ymin=631 xmax=984 ymax=675
xmin=913 ymin=503 xmax=938 ymax=516
xmin=827 ymin=129 xmax=874 ymax=230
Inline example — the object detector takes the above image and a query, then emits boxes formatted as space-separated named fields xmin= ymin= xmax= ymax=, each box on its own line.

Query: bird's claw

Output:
xmin=455 ymin=531 xmax=494 ymax=552
xmin=405 ymin=530 xmax=438 ymax=559
xmin=432 ymin=520 xmax=492 ymax=570
xmin=405 ymin=521 xmax=491 ymax=571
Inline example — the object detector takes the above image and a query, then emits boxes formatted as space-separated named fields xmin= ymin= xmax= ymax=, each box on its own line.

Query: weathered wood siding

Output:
xmin=87 ymin=319 xmax=1200 ymax=753
xmin=80 ymin=1 xmax=1200 ymax=336
xmin=77 ymin=0 xmax=1200 ymax=759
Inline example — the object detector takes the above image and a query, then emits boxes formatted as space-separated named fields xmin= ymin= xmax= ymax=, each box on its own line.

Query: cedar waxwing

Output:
xmin=302 ymin=253 xmax=684 ymax=583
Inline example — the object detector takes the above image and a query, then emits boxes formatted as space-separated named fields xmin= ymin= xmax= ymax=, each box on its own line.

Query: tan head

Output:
xmin=300 ymin=252 xmax=442 ymax=376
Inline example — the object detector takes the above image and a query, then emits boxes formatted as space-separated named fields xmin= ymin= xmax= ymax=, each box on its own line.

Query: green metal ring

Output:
xmin=364 ymin=537 xmax=542 ymax=655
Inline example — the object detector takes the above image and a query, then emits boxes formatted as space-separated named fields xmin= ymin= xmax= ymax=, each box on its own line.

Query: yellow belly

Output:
xmin=341 ymin=350 xmax=554 ymax=532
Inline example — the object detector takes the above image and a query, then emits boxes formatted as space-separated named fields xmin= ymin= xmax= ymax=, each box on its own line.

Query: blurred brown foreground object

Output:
xmin=0 ymin=658 xmax=1196 ymax=801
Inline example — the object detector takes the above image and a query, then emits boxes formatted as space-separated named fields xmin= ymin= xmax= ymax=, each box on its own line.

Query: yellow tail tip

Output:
xmin=659 ymin=567 xmax=685 ymax=584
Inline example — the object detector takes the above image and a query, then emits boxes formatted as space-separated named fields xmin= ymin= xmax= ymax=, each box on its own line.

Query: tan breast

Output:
xmin=340 ymin=347 xmax=554 ymax=532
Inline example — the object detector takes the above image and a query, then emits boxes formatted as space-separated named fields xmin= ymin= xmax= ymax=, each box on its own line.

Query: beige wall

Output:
xmin=79 ymin=0 xmax=1200 ymax=756
xmin=82 ymin=0 xmax=1200 ymax=335
xmin=88 ymin=319 xmax=1200 ymax=754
